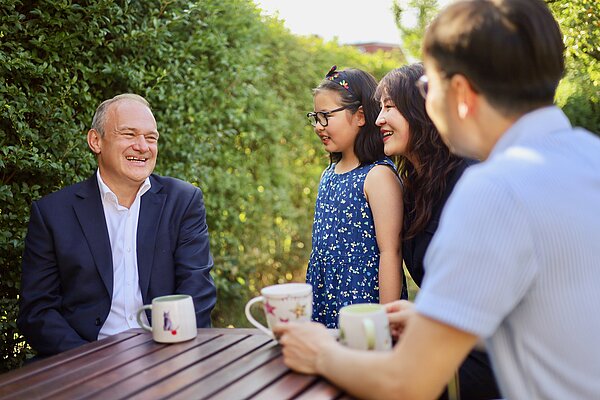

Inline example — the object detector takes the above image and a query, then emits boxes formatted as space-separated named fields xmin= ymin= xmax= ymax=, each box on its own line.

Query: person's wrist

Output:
xmin=315 ymin=338 xmax=338 ymax=375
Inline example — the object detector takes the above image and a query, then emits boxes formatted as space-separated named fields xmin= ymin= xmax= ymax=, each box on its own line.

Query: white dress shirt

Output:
xmin=97 ymin=170 xmax=151 ymax=339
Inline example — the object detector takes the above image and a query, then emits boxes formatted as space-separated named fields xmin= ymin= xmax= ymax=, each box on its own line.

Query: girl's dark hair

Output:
xmin=314 ymin=68 xmax=384 ymax=165
xmin=375 ymin=63 xmax=463 ymax=239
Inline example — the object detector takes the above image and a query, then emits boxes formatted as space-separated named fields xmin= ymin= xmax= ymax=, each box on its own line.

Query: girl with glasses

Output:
xmin=375 ymin=63 xmax=499 ymax=400
xmin=306 ymin=66 xmax=404 ymax=329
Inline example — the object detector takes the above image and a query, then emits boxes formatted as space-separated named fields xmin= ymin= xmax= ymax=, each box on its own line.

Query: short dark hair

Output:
xmin=314 ymin=68 xmax=384 ymax=165
xmin=423 ymin=0 xmax=564 ymax=115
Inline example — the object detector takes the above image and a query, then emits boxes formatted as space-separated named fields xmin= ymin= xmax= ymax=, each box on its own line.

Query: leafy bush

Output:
xmin=550 ymin=0 xmax=599 ymax=134
xmin=0 ymin=0 xmax=402 ymax=371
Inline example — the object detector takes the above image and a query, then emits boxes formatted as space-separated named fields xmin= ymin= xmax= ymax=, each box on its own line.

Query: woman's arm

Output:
xmin=365 ymin=165 xmax=404 ymax=303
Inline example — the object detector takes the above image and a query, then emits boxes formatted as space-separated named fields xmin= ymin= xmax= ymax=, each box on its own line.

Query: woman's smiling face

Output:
xmin=375 ymin=91 xmax=411 ymax=157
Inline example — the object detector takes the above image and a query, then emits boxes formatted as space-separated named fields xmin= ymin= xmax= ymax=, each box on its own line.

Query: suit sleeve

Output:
xmin=173 ymin=188 xmax=216 ymax=327
xmin=17 ymin=202 xmax=89 ymax=355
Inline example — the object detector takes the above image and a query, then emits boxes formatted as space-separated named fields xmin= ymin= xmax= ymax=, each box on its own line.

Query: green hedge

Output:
xmin=5 ymin=0 xmax=593 ymax=373
xmin=0 ymin=0 xmax=402 ymax=371
xmin=551 ymin=0 xmax=600 ymax=134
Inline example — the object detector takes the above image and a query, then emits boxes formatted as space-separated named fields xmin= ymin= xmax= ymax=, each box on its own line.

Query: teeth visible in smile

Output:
xmin=382 ymin=132 xmax=393 ymax=138
xmin=126 ymin=156 xmax=146 ymax=162
xmin=321 ymin=136 xmax=330 ymax=140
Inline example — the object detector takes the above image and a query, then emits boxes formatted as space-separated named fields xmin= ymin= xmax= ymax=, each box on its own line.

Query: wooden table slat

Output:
xmin=128 ymin=334 xmax=275 ymax=400
xmin=79 ymin=335 xmax=247 ymax=400
xmin=0 ymin=329 xmax=349 ymax=400
xmin=250 ymin=371 xmax=319 ymax=400
xmin=0 ymin=330 xmax=139 ymax=388
xmin=209 ymin=355 xmax=290 ymax=400
xmin=53 ymin=332 xmax=227 ymax=400
xmin=0 ymin=332 xmax=156 ymax=399
xmin=199 ymin=328 xmax=262 ymax=335
xmin=165 ymin=337 xmax=281 ymax=400
xmin=292 ymin=379 xmax=344 ymax=400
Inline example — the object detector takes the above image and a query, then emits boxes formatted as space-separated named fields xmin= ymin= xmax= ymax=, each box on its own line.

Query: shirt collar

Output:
xmin=96 ymin=170 xmax=152 ymax=204
xmin=489 ymin=106 xmax=572 ymax=159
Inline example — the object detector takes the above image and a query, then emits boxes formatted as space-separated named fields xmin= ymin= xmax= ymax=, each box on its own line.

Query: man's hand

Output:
xmin=273 ymin=321 xmax=338 ymax=375
xmin=384 ymin=300 xmax=415 ymax=341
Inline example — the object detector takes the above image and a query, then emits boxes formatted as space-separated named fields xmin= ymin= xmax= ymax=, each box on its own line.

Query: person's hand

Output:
xmin=274 ymin=321 xmax=337 ymax=375
xmin=384 ymin=300 xmax=415 ymax=341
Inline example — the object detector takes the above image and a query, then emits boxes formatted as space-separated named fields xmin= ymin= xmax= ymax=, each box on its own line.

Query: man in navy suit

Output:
xmin=17 ymin=93 xmax=216 ymax=357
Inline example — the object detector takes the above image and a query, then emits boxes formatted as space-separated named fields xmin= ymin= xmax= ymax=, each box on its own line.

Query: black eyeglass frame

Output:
xmin=306 ymin=101 xmax=360 ymax=127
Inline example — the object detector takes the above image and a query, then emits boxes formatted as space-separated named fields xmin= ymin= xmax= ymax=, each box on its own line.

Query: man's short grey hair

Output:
xmin=91 ymin=93 xmax=151 ymax=136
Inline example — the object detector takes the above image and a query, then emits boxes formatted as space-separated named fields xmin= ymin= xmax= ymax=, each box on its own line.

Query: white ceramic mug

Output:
xmin=245 ymin=283 xmax=312 ymax=337
xmin=338 ymin=303 xmax=392 ymax=351
xmin=136 ymin=294 xmax=197 ymax=343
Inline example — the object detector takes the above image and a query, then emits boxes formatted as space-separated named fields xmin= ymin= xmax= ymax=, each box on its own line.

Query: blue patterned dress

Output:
xmin=306 ymin=158 xmax=396 ymax=328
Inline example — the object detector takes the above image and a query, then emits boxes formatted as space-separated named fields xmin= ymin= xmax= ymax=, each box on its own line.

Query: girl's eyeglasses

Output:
xmin=416 ymin=75 xmax=429 ymax=99
xmin=306 ymin=102 xmax=360 ymax=127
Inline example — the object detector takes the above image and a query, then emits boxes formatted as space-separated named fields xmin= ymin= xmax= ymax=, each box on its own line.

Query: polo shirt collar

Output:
xmin=489 ymin=106 xmax=572 ymax=158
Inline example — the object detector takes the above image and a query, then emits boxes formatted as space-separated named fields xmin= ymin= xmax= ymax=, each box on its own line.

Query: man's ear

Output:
xmin=355 ymin=106 xmax=366 ymax=127
xmin=87 ymin=129 xmax=102 ymax=154
xmin=450 ymin=75 xmax=477 ymax=120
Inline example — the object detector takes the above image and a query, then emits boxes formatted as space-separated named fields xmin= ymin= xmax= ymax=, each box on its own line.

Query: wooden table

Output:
xmin=0 ymin=328 xmax=354 ymax=400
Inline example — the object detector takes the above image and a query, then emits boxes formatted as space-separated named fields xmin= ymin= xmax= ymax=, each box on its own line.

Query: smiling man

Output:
xmin=18 ymin=94 xmax=216 ymax=357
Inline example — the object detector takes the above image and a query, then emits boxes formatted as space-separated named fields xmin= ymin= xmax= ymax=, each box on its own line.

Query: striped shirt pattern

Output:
xmin=416 ymin=107 xmax=600 ymax=399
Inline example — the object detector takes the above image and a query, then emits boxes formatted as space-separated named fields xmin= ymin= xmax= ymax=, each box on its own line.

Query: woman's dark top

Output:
xmin=402 ymin=158 xmax=475 ymax=287
xmin=402 ymin=158 xmax=501 ymax=400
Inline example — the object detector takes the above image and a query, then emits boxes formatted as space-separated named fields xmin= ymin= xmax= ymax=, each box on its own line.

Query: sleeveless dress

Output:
xmin=306 ymin=158 xmax=396 ymax=328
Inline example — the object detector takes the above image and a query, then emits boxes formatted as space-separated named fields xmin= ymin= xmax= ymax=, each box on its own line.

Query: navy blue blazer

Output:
xmin=17 ymin=174 xmax=216 ymax=356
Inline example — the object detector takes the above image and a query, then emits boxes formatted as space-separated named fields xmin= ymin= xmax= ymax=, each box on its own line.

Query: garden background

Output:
xmin=1 ymin=0 xmax=598 ymax=371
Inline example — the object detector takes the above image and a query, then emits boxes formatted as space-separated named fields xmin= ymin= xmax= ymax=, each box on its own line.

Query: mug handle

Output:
xmin=136 ymin=305 xmax=153 ymax=332
xmin=362 ymin=319 xmax=376 ymax=350
xmin=244 ymin=296 xmax=273 ymax=337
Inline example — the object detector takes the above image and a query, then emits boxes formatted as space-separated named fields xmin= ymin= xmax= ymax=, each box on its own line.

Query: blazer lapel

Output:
xmin=73 ymin=175 xmax=113 ymax=296
xmin=137 ymin=176 xmax=166 ymax=301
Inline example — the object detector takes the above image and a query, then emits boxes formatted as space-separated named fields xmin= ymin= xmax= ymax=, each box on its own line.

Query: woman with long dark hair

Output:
xmin=375 ymin=63 xmax=500 ymax=400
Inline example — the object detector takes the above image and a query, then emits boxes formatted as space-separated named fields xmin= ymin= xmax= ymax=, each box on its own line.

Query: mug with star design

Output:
xmin=244 ymin=283 xmax=313 ymax=337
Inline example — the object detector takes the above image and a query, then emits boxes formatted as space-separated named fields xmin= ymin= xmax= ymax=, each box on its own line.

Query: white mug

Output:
xmin=338 ymin=303 xmax=392 ymax=351
xmin=136 ymin=294 xmax=197 ymax=343
xmin=245 ymin=283 xmax=312 ymax=337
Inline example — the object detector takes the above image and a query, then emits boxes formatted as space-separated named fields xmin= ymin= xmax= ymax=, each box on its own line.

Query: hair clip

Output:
xmin=324 ymin=65 xmax=354 ymax=96
xmin=325 ymin=65 xmax=339 ymax=79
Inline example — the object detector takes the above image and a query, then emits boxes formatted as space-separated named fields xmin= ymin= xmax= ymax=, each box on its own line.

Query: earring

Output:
xmin=458 ymin=103 xmax=468 ymax=119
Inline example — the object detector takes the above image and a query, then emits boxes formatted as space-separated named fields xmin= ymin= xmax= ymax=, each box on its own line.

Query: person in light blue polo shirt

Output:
xmin=274 ymin=1 xmax=600 ymax=399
